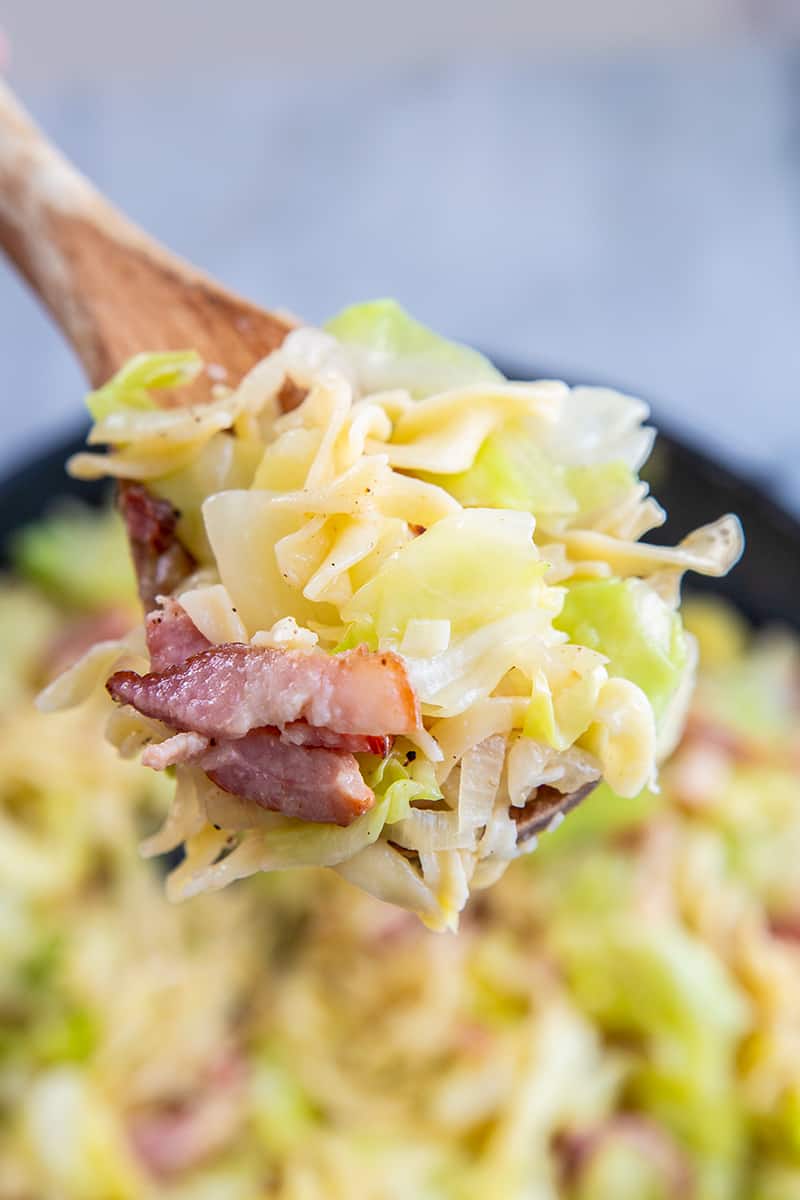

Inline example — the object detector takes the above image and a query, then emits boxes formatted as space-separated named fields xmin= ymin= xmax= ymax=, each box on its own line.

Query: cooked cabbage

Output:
xmin=324 ymin=296 xmax=503 ymax=396
xmin=85 ymin=350 xmax=202 ymax=421
xmin=4 ymin=534 xmax=800 ymax=1197
xmin=51 ymin=300 xmax=743 ymax=928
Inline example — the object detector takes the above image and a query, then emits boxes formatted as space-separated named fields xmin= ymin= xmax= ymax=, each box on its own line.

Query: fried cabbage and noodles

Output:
xmin=47 ymin=300 xmax=742 ymax=928
xmin=2 ymin=503 xmax=800 ymax=1198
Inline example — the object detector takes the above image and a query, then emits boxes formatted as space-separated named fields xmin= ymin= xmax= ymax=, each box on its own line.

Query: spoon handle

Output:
xmin=0 ymin=81 xmax=291 ymax=390
xmin=0 ymin=80 xmax=166 ymax=383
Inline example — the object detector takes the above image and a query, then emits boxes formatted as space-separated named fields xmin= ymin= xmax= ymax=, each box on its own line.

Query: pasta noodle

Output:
xmin=48 ymin=302 xmax=743 ymax=929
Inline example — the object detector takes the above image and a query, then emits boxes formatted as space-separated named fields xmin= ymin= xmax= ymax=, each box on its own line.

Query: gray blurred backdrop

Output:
xmin=2 ymin=1 xmax=799 ymax=513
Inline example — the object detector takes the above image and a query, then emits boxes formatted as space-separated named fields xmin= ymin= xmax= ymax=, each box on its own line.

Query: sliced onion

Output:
xmin=458 ymin=735 xmax=506 ymax=833
xmin=140 ymin=767 xmax=206 ymax=859
xmin=174 ymin=799 xmax=391 ymax=900
xmin=390 ymin=809 xmax=476 ymax=853
xmin=335 ymin=841 xmax=441 ymax=924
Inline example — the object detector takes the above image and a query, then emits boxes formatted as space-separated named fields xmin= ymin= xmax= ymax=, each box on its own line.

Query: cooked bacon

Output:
xmin=136 ymin=608 xmax=393 ymax=796
xmin=768 ymin=913 xmax=800 ymax=943
xmin=129 ymin=1051 xmax=246 ymax=1177
xmin=683 ymin=713 xmax=754 ymax=761
xmin=109 ymin=636 xmax=407 ymax=824
xmin=140 ymin=722 xmax=389 ymax=774
xmin=199 ymin=728 xmax=374 ymax=825
xmin=107 ymin=644 xmax=419 ymax=740
xmin=142 ymin=730 xmax=210 ymax=771
xmin=280 ymin=722 xmax=391 ymax=756
xmin=276 ymin=376 xmax=308 ymax=413
xmin=556 ymin=1116 xmax=692 ymax=1197
xmin=119 ymin=482 xmax=195 ymax=609
xmin=146 ymin=598 xmax=211 ymax=672
xmin=145 ymin=603 xmax=392 ymax=751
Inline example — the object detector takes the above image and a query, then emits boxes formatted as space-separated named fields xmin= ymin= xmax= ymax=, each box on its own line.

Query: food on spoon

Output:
xmin=119 ymin=483 xmax=196 ymax=608
xmin=106 ymin=643 xmax=419 ymax=747
xmin=49 ymin=300 xmax=742 ymax=928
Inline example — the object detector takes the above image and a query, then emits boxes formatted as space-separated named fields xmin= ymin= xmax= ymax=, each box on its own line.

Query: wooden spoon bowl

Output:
xmin=0 ymin=80 xmax=598 ymax=844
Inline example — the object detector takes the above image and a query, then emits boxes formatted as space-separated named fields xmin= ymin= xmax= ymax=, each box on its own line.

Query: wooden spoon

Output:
xmin=511 ymin=780 xmax=599 ymax=843
xmin=0 ymin=80 xmax=598 ymax=841
xmin=0 ymin=79 xmax=293 ymax=394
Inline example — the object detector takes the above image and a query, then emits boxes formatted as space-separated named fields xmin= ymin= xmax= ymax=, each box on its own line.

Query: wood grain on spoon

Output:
xmin=512 ymin=779 xmax=600 ymax=843
xmin=0 ymin=82 xmax=601 ymax=837
xmin=0 ymin=79 xmax=294 ymax=395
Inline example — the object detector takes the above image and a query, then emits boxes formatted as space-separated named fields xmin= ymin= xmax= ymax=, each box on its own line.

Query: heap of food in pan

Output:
xmin=6 ymin=506 xmax=800 ymax=1196
xmin=45 ymin=300 xmax=742 ymax=928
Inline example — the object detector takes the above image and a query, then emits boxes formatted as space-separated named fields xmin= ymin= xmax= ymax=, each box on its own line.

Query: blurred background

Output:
xmin=1 ymin=0 xmax=799 ymax=510
xmin=3 ymin=8 xmax=800 ymax=1200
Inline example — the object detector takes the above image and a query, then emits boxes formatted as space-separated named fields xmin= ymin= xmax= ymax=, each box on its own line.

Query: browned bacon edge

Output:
xmin=202 ymin=729 xmax=374 ymax=826
xmin=146 ymin=598 xmax=212 ymax=672
xmin=117 ymin=599 xmax=408 ymax=825
xmin=140 ymin=725 xmax=379 ymax=825
xmin=141 ymin=600 xmax=395 ymax=757
xmin=107 ymin=644 xmax=419 ymax=741
xmin=142 ymin=724 xmax=390 ymax=771
xmin=119 ymin=482 xmax=195 ymax=610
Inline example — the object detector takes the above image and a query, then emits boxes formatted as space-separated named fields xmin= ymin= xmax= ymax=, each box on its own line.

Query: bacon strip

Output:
xmin=146 ymin=598 xmax=211 ymax=672
xmin=144 ymin=600 xmax=385 ymax=756
xmin=107 ymin=644 xmax=419 ymax=740
xmin=128 ymin=1050 xmax=246 ymax=1177
xmin=139 ymin=726 xmax=378 ymax=824
xmin=119 ymin=482 xmax=195 ymax=609
xmin=141 ymin=730 xmax=211 ymax=771
xmin=200 ymin=729 xmax=373 ymax=825
xmin=114 ymin=612 xmax=408 ymax=824
xmin=141 ymin=724 xmax=389 ymax=772
xmin=280 ymin=722 xmax=391 ymax=756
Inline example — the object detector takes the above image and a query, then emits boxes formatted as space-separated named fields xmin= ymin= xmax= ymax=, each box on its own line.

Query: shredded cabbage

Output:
xmin=554 ymin=578 xmax=691 ymax=730
xmin=170 ymin=796 xmax=392 ymax=901
xmin=422 ymin=423 xmax=645 ymax=534
xmin=49 ymin=300 xmax=743 ymax=928
xmin=5 ymin=544 xmax=800 ymax=1197
xmin=85 ymin=350 xmax=202 ymax=421
xmin=324 ymin=297 xmax=502 ymax=396
xmin=342 ymin=509 xmax=551 ymax=640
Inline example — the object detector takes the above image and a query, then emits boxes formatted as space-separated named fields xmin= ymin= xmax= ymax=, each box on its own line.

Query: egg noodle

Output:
xmin=51 ymin=301 xmax=742 ymax=928
xmin=2 ymin=504 xmax=799 ymax=1197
